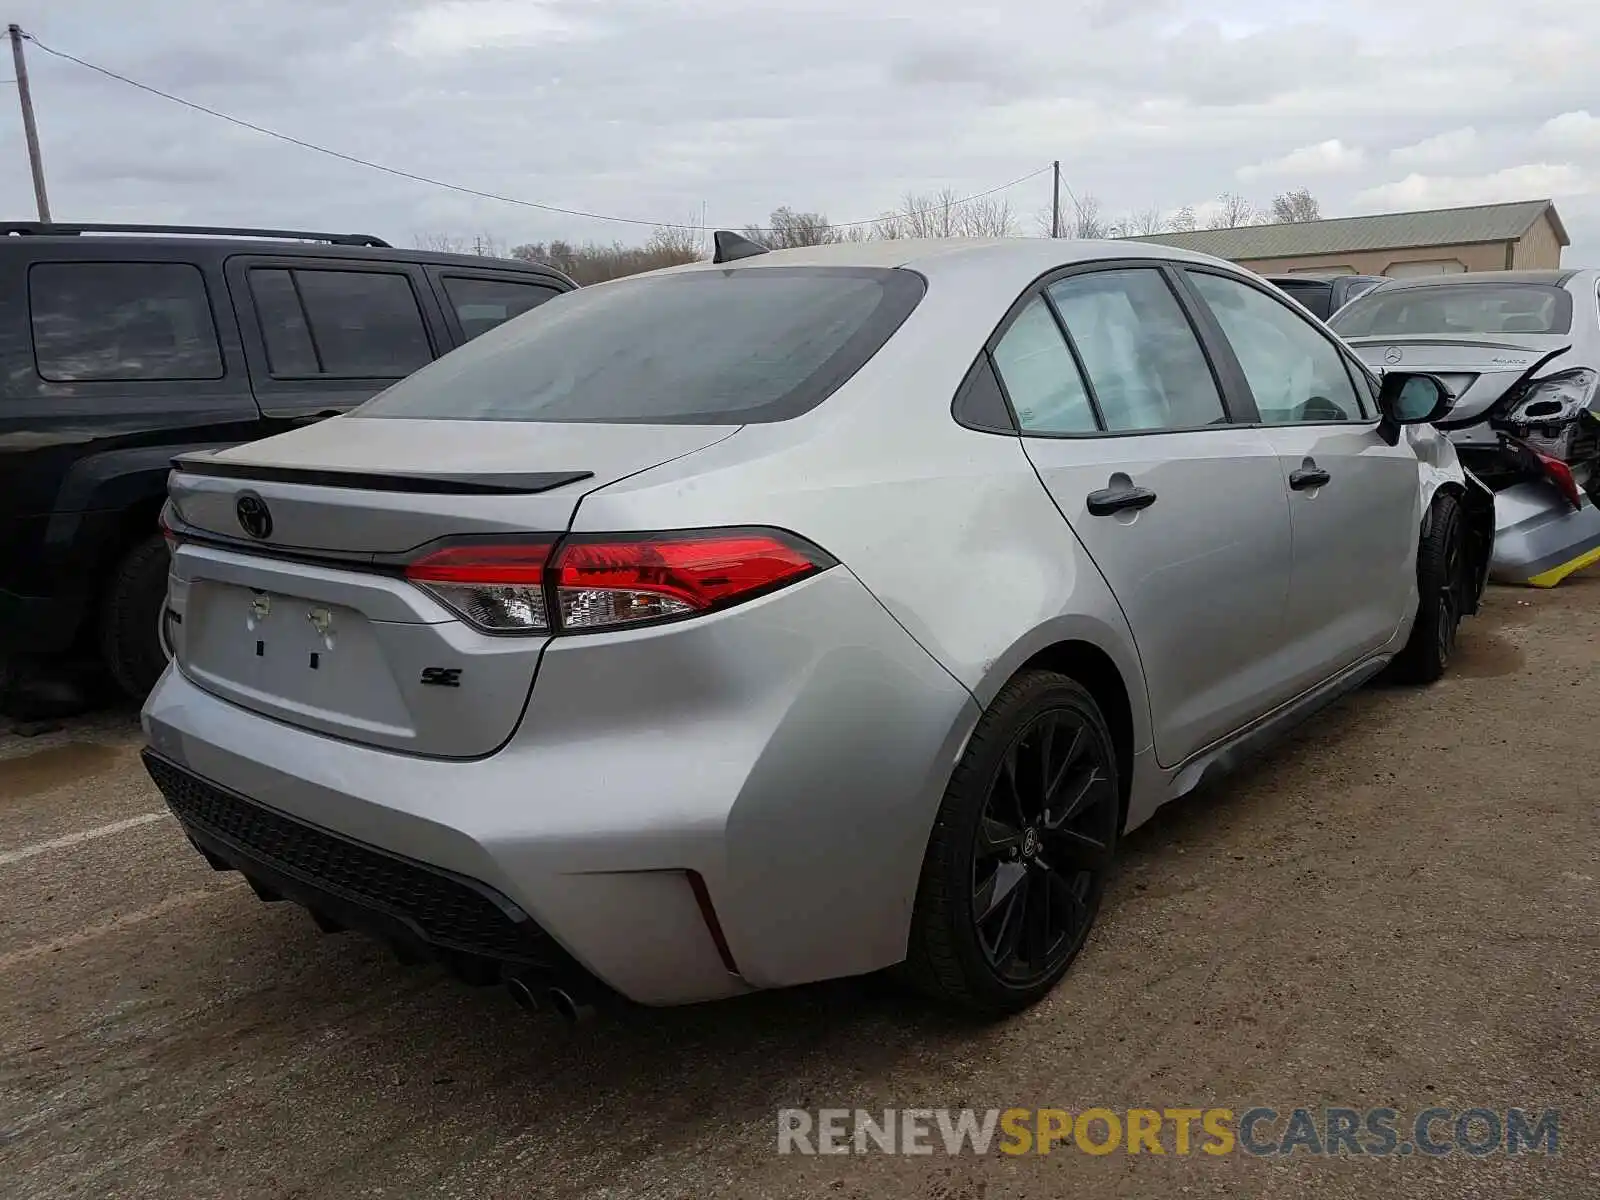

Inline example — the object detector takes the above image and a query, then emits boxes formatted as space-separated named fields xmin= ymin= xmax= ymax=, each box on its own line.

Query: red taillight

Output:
xmin=158 ymin=506 xmax=182 ymax=553
xmin=550 ymin=531 xmax=826 ymax=631
xmin=1534 ymin=450 xmax=1584 ymax=511
xmin=405 ymin=540 xmax=555 ymax=632
xmin=401 ymin=529 xmax=832 ymax=635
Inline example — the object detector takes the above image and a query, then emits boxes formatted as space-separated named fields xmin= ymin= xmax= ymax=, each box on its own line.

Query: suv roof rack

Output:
xmin=0 ymin=222 xmax=391 ymax=248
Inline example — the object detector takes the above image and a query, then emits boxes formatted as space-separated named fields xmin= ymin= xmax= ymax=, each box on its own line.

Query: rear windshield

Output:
xmin=356 ymin=266 xmax=925 ymax=424
xmin=1330 ymin=283 xmax=1573 ymax=338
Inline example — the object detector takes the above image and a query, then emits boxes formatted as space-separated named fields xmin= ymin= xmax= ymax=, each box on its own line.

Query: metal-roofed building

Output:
xmin=1125 ymin=199 xmax=1568 ymax=278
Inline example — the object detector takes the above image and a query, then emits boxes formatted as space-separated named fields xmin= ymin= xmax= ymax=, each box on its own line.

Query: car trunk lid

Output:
xmin=165 ymin=416 xmax=737 ymax=758
xmin=1344 ymin=335 xmax=1570 ymax=426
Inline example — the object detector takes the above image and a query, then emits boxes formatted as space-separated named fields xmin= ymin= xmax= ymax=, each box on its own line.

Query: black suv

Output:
xmin=1 ymin=223 xmax=574 ymax=710
xmin=1263 ymin=273 xmax=1386 ymax=321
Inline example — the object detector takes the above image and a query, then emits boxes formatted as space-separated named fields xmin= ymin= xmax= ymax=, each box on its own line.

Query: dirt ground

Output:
xmin=1 ymin=580 xmax=1597 ymax=1199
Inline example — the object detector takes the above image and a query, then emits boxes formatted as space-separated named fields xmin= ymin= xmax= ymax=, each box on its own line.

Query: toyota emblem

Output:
xmin=1383 ymin=346 xmax=1403 ymax=365
xmin=235 ymin=492 xmax=273 ymax=540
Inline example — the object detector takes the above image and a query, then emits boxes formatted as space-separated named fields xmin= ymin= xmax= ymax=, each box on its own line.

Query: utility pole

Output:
xmin=9 ymin=24 xmax=50 ymax=222
xmin=1050 ymin=160 xmax=1061 ymax=239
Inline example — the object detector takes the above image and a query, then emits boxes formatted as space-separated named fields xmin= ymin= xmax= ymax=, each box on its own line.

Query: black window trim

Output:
xmin=249 ymin=263 xmax=437 ymax=381
xmin=26 ymin=258 xmax=228 ymax=385
xmin=950 ymin=351 xmax=1019 ymax=435
xmin=431 ymin=268 xmax=566 ymax=345
xmin=226 ymin=255 xmax=446 ymax=390
xmin=1175 ymin=263 xmax=1380 ymax=426
xmin=969 ymin=258 xmax=1252 ymax=440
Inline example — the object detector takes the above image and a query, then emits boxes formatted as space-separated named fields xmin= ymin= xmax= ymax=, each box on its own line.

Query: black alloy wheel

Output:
xmin=903 ymin=670 xmax=1120 ymax=1015
xmin=971 ymin=707 xmax=1117 ymax=987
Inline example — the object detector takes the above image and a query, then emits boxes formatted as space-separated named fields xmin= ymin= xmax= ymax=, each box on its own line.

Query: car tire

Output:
xmin=901 ymin=669 xmax=1120 ymax=1017
xmin=100 ymin=533 xmax=172 ymax=702
xmin=1390 ymin=491 xmax=1466 ymax=685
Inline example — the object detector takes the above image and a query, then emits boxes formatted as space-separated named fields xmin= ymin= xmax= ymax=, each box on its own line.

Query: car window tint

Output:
xmin=1046 ymin=269 xmax=1226 ymax=432
xmin=356 ymin=267 xmax=925 ymax=425
xmin=441 ymin=277 xmax=561 ymax=342
xmin=1187 ymin=271 xmax=1366 ymax=423
xmin=29 ymin=262 xmax=223 ymax=382
xmin=991 ymin=297 xmax=1097 ymax=434
xmin=248 ymin=269 xmax=320 ymax=376
xmin=1275 ymin=281 xmax=1331 ymax=319
xmin=291 ymin=270 xmax=433 ymax=378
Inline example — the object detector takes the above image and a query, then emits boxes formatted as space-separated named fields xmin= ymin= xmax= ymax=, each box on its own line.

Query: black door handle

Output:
xmin=1086 ymin=485 xmax=1158 ymax=516
xmin=1289 ymin=466 xmax=1331 ymax=491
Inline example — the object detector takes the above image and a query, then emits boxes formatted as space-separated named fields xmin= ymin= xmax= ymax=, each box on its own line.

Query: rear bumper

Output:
xmin=141 ymin=567 xmax=979 ymax=1006
xmin=144 ymin=749 xmax=585 ymax=984
xmin=1489 ymin=482 xmax=1600 ymax=587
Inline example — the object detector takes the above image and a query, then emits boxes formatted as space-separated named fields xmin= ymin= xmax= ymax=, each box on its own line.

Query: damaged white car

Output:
xmin=1332 ymin=269 xmax=1600 ymax=587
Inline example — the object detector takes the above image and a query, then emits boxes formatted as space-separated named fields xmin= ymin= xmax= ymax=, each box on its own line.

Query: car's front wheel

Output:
xmin=1390 ymin=491 xmax=1467 ymax=685
xmin=903 ymin=670 xmax=1120 ymax=1016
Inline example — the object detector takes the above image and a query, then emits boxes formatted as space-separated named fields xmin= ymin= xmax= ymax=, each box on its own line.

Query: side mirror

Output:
xmin=1376 ymin=372 xmax=1454 ymax=444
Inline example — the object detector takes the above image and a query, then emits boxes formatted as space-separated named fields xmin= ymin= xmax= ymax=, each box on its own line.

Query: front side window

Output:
xmin=1187 ymin=270 xmax=1367 ymax=424
xmin=441 ymin=276 xmax=561 ymax=342
xmin=30 ymin=262 xmax=223 ymax=382
xmin=1047 ymin=268 xmax=1227 ymax=432
xmin=991 ymin=297 xmax=1097 ymax=434
xmin=358 ymin=266 xmax=924 ymax=424
xmin=249 ymin=268 xmax=433 ymax=379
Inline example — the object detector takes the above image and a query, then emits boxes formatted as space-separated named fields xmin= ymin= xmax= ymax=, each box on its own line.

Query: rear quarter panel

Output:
xmin=567 ymin=260 xmax=1154 ymax=753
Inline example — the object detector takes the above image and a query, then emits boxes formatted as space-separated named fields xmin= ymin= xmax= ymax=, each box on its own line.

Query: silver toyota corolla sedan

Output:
xmin=142 ymin=236 xmax=1493 ymax=1018
xmin=1331 ymin=269 xmax=1600 ymax=587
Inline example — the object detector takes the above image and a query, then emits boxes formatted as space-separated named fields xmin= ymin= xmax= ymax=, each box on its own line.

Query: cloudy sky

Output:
xmin=5 ymin=0 xmax=1599 ymax=260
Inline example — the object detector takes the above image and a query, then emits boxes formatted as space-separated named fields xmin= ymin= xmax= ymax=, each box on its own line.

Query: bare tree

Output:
xmin=414 ymin=232 xmax=510 ymax=258
xmin=510 ymin=224 xmax=700 ymax=286
xmin=958 ymin=195 xmax=1017 ymax=237
xmin=1071 ymin=194 xmax=1110 ymax=239
xmin=1268 ymin=188 xmax=1321 ymax=224
xmin=1167 ymin=206 xmax=1198 ymax=233
xmin=413 ymin=233 xmax=469 ymax=254
xmin=1207 ymin=193 xmax=1257 ymax=229
xmin=645 ymin=224 xmax=702 ymax=259
xmin=1121 ymin=207 xmax=1167 ymax=236
xmin=742 ymin=207 xmax=841 ymax=249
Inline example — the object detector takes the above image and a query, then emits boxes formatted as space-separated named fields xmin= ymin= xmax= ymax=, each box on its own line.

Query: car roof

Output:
xmin=1263 ymin=272 xmax=1381 ymax=283
xmin=0 ymin=228 xmax=572 ymax=282
xmin=646 ymin=235 xmax=1241 ymax=287
xmin=1368 ymin=269 xmax=1580 ymax=291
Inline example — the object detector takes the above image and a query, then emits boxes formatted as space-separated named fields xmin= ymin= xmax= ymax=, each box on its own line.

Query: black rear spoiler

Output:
xmin=170 ymin=454 xmax=592 ymax=497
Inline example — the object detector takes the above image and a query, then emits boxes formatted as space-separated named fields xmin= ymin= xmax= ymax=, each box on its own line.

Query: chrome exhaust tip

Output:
xmin=546 ymin=986 xmax=597 ymax=1024
xmin=505 ymin=975 xmax=544 ymax=1014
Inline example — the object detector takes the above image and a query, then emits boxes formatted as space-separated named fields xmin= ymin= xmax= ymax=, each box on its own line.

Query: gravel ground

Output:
xmin=1 ymin=579 xmax=1596 ymax=1199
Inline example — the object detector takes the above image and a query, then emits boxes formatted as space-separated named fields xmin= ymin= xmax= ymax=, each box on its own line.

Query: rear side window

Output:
xmin=357 ymin=266 xmax=925 ymax=424
xmin=248 ymin=268 xmax=433 ymax=379
xmin=1330 ymin=283 xmax=1574 ymax=337
xmin=1046 ymin=269 xmax=1228 ymax=432
xmin=991 ymin=297 xmax=1097 ymax=434
xmin=441 ymin=276 xmax=561 ymax=341
xmin=29 ymin=262 xmax=223 ymax=382
xmin=1273 ymin=281 xmax=1331 ymax=319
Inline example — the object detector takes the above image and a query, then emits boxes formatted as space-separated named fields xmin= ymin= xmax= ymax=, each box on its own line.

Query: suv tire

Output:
xmin=902 ymin=670 xmax=1120 ymax=1016
xmin=100 ymin=533 xmax=171 ymax=701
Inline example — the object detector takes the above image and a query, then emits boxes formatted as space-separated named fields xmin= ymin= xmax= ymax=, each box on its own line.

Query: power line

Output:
xmin=21 ymin=30 xmax=1050 ymax=234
